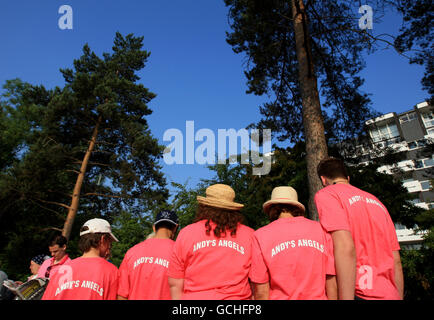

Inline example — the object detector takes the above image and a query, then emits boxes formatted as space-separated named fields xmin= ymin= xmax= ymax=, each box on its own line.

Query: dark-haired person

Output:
xmin=250 ymin=186 xmax=336 ymax=300
xmin=168 ymin=184 xmax=254 ymax=300
xmin=42 ymin=218 xmax=119 ymax=300
xmin=314 ymin=157 xmax=403 ymax=300
xmin=37 ymin=235 xmax=71 ymax=279
xmin=117 ymin=210 xmax=179 ymax=300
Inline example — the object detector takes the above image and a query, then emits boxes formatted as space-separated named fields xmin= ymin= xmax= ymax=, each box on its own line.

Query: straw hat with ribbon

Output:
xmin=197 ymin=184 xmax=244 ymax=211
xmin=263 ymin=186 xmax=305 ymax=215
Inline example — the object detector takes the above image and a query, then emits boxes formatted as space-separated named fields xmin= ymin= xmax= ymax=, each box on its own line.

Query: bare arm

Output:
xmin=168 ymin=277 xmax=184 ymax=300
xmin=253 ymin=282 xmax=270 ymax=300
xmin=393 ymin=250 xmax=404 ymax=299
xmin=325 ymin=275 xmax=338 ymax=300
xmin=331 ymin=230 xmax=356 ymax=300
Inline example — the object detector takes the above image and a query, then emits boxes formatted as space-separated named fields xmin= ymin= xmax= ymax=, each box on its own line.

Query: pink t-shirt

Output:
xmin=118 ymin=238 xmax=174 ymax=300
xmin=42 ymin=257 xmax=118 ymax=300
xmin=168 ymin=220 xmax=254 ymax=300
xmin=250 ymin=216 xmax=335 ymax=300
xmin=314 ymin=184 xmax=401 ymax=300
xmin=37 ymin=255 xmax=71 ymax=279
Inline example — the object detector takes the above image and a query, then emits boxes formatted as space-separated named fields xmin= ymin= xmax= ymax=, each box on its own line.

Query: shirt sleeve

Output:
xmin=315 ymin=189 xmax=351 ymax=232
xmin=324 ymin=231 xmax=336 ymax=276
xmin=249 ymin=233 xmax=269 ymax=284
xmin=117 ymin=254 xmax=130 ymax=298
xmin=167 ymin=231 xmax=186 ymax=279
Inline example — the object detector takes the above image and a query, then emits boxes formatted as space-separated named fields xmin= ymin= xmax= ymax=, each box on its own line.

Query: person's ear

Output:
xmin=152 ymin=225 xmax=156 ymax=233
xmin=320 ymin=176 xmax=328 ymax=187
xmin=347 ymin=176 xmax=350 ymax=183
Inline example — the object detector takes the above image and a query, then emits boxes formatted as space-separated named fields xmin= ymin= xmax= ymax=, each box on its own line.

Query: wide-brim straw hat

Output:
xmin=197 ymin=184 xmax=244 ymax=211
xmin=263 ymin=186 xmax=305 ymax=215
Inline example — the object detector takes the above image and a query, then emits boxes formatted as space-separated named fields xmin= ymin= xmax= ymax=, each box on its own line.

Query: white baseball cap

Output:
xmin=79 ymin=218 xmax=119 ymax=242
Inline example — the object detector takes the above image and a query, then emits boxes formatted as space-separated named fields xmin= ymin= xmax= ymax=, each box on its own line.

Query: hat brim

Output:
xmin=263 ymin=199 xmax=305 ymax=215
xmin=197 ymin=196 xmax=244 ymax=211
xmin=109 ymin=232 xmax=119 ymax=242
xmin=80 ymin=230 xmax=119 ymax=242
xmin=154 ymin=219 xmax=178 ymax=226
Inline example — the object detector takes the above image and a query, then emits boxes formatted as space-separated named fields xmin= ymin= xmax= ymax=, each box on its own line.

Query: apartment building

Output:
xmin=356 ymin=101 xmax=433 ymax=248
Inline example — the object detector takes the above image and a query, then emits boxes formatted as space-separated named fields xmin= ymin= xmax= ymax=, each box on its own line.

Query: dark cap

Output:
xmin=154 ymin=210 xmax=179 ymax=227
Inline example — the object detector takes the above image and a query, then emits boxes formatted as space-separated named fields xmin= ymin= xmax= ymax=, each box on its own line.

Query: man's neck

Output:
xmin=54 ymin=254 xmax=67 ymax=264
xmin=82 ymin=247 xmax=101 ymax=258
xmin=279 ymin=212 xmax=294 ymax=219
xmin=154 ymin=228 xmax=173 ymax=240
xmin=330 ymin=178 xmax=349 ymax=185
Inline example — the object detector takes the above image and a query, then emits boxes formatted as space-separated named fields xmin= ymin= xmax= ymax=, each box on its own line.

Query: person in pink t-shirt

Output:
xmin=314 ymin=157 xmax=404 ymax=300
xmin=42 ymin=218 xmax=119 ymax=300
xmin=117 ymin=210 xmax=179 ymax=300
xmin=37 ymin=235 xmax=71 ymax=279
xmin=168 ymin=184 xmax=254 ymax=300
xmin=250 ymin=186 xmax=337 ymax=300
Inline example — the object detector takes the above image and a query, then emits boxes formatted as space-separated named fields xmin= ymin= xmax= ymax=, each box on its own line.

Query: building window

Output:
xmin=410 ymin=198 xmax=421 ymax=205
xmin=415 ymin=157 xmax=434 ymax=169
xmin=415 ymin=160 xmax=424 ymax=169
xmin=421 ymin=181 xmax=432 ymax=191
xmin=421 ymin=111 xmax=434 ymax=128
xmin=408 ymin=141 xmax=418 ymax=149
xmin=369 ymin=123 xmax=400 ymax=142
xmin=399 ymin=112 xmax=417 ymax=123
xmin=425 ymin=157 xmax=434 ymax=167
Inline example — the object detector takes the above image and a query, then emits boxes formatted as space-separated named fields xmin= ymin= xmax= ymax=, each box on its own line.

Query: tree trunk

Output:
xmin=62 ymin=116 xmax=102 ymax=240
xmin=291 ymin=0 xmax=328 ymax=221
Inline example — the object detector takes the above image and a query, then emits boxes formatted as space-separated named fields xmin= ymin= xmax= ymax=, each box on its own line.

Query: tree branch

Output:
xmin=35 ymin=198 xmax=71 ymax=210
xmin=81 ymin=192 xmax=127 ymax=199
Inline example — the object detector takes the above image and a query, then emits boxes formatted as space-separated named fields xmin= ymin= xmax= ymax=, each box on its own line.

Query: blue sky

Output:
xmin=0 ymin=1 xmax=428 ymax=194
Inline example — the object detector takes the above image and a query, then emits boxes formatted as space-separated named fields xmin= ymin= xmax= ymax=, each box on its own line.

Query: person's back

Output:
xmin=117 ymin=210 xmax=179 ymax=300
xmin=170 ymin=219 xmax=253 ymax=300
xmin=118 ymin=239 xmax=174 ymax=299
xmin=252 ymin=216 xmax=334 ymax=299
xmin=42 ymin=218 xmax=119 ymax=300
xmin=315 ymin=157 xmax=403 ymax=300
xmin=42 ymin=256 xmax=118 ymax=300
xmin=315 ymin=183 xmax=400 ymax=299
xmin=168 ymin=184 xmax=254 ymax=300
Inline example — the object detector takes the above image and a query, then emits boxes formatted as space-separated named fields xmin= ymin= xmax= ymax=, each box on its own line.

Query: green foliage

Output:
xmin=224 ymin=0 xmax=380 ymax=144
xmin=0 ymin=33 xmax=167 ymax=279
xmin=401 ymin=226 xmax=434 ymax=300
xmin=395 ymin=0 xmax=434 ymax=102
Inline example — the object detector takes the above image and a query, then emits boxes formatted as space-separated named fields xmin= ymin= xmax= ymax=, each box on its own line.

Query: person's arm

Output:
xmin=325 ymin=275 xmax=338 ymax=300
xmin=253 ymin=282 xmax=270 ymax=300
xmin=117 ymin=295 xmax=127 ymax=300
xmin=168 ymin=277 xmax=184 ymax=300
xmin=393 ymin=250 xmax=404 ymax=299
xmin=331 ymin=230 xmax=356 ymax=300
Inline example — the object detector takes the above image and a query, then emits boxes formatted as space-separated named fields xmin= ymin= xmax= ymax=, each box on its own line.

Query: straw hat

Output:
xmin=197 ymin=184 xmax=244 ymax=211
xmin=263 ymin=186 xmax=305 ymax=215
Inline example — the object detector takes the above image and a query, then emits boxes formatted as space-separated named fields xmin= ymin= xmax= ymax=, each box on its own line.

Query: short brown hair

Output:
xmin=317 ymin=157 xmax=348 ymax=180
xmin=268 ymin=204 xmax=305 ymax=221
xmin=194 ymin=204 xmax=244 ymax=238
xmin=78 ymin=226 xmax=110 ymax=253
xmin=49 ymin=235 xmax=67 ymax=247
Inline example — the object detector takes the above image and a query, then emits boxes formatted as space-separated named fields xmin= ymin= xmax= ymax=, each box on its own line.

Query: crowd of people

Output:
xmin=1 ymin=157 xmax=404 ymax=300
